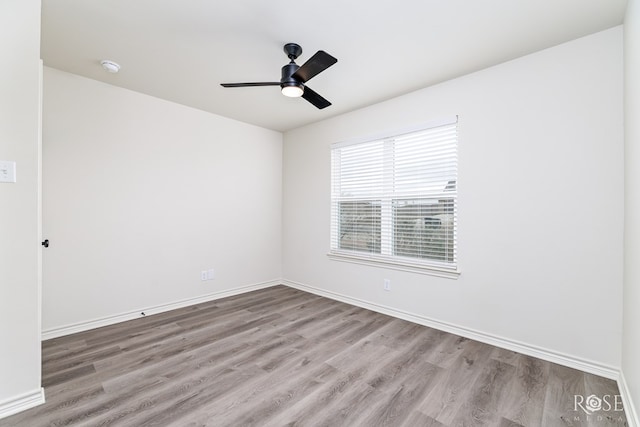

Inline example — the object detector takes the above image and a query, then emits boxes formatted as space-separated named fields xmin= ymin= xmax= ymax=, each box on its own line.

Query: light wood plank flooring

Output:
xmin=0 ymin=285 xmax=628 ymax=426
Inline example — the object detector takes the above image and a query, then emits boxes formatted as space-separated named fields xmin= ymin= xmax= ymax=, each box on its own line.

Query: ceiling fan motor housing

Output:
xmin=281 ymin=62 xmax=302 ymax=89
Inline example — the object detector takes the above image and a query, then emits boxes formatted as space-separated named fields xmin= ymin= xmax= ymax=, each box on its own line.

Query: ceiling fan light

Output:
xmin=281 ymin=84 xmax=304 ymax=98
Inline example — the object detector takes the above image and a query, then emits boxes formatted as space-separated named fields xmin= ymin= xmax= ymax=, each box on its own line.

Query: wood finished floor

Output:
xmin=1 ymin=285 xmax=627 ymax=427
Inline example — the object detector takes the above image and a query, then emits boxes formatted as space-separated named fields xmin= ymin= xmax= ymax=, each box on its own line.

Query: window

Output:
xmin=329 ymin=117 xmax=458 ymax=277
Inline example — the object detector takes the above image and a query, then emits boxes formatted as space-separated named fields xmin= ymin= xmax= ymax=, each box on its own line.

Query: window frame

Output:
xmin=328 ymin=116 xmax=460 ymax=279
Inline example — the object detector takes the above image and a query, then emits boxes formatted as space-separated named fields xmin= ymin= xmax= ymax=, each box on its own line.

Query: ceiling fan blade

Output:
xmin=292 ymin=51 xmax=337 ymax=83
xmin=302 ymin=86 xmax=331 ymax=109
xmin=220 ymin=82 xmax=280 ymax=88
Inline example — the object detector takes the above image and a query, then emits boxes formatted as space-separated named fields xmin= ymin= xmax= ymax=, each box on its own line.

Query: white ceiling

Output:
xmin=41 ymin=0 xmax=627 ymax=132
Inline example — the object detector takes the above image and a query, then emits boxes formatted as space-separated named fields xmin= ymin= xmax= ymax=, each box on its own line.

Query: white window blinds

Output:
xmin=330 ymin=117 xmax=458 ymax=273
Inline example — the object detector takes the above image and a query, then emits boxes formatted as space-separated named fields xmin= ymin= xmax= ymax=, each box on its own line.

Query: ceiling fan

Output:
xmin=220 ymin=43 xmax=338 ymax=109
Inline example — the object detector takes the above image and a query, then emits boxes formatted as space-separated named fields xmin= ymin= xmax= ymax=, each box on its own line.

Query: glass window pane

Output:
xmin=339 ymin=201 xmax=381 ymax=254
xmin=393 ymin=198 xmax=455 ymax=262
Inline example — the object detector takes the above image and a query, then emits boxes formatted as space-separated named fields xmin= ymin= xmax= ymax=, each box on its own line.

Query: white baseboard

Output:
xmin=42 ymin=279 xmax=280 ymax=340
xmin=0 ymin=388 xmax=45 ymax=420
xmin=619 ymin=370 xmax=639 ymax=427
xmin=282 ymin=279 xmax=620 ymax=380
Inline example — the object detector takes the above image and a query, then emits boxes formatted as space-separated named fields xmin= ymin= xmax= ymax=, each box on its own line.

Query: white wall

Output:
xmin=42 ymin=68 xmax=283 ymax=333
xmin=624 ymin=0 xmax=640 ymax=422
xmin=283 ymin=28 xmax=623 ymax=369
xmin=0 ymin=0 xmax=43 ymax=412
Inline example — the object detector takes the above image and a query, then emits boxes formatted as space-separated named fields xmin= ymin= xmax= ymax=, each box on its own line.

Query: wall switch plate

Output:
xmin=383 ymin=279 xmax=391 ymax=291
xmin=0 ymin=161 xmax=16 ymax=183
xmin=207 ymin=269 xmax=215 ymax=280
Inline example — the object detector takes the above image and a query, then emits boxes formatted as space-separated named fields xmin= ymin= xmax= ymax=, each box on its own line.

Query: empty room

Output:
xmin=2 ymin=0 xmax=639 ymax=426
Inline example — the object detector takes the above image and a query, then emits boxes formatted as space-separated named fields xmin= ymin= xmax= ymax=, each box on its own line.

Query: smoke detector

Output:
xmin=100 ymin=60 xmax=120 ymax=73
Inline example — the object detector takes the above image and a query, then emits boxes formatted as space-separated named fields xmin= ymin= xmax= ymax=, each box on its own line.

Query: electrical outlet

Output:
xmin=201 ymin=271 xmax=208 ymax=281
xmin=207 ymin=269 xmax=215 ymax=280
xmin=383 ymin=279 xmax=391 ymax=291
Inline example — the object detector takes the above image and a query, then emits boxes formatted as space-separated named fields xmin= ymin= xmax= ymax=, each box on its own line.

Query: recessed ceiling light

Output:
xmin=100 ymin=60 xmax=120 ymax=73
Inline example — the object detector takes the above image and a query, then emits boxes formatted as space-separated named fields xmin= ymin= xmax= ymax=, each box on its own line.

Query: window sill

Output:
xmin=327 ymin=251 xmax=461 ymax=279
